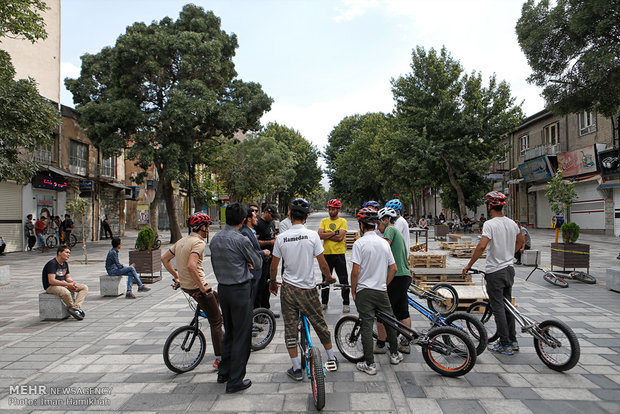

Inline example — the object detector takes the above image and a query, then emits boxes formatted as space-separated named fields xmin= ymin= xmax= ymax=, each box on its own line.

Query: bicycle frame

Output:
xmin=178 ymin=304 xmax=202 ymax=352
xmin=299 ymin=312 xmax=316 ymax=377
xmin=407 ymin=294 xmax=446 ymax=326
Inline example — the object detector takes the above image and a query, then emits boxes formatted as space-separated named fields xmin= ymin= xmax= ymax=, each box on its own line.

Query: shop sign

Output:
xmin=79 ymin=180 xmax=95 ymax=192
xmin=556 ymin=145 xmax=597 ymax=177
xmin=518 ymin=156 xmax=553 ymax=183
xmin=32 ymin=173 xmax=67 ymax=191
xmin=598 ymin=148 xmax=620 ymax=178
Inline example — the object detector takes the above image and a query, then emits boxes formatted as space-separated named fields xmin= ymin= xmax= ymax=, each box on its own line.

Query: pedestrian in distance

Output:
xmin=514 ymin=221 xmax=531 ymax=265
xmin=101 ymin=215 xmax=113 ymax=239
xmin=105 ymin=238 xmax=151 ymax=299
xmin=24 ymin=214 xmax=36 ymax=251
xmin=255 ymin=204 xmax=279 ymax=313
xmin=60 ymin=214 xmax=74 ymax=244
xmin=209 ymin=204 xmax=262 ymax=393
xmin=34 ymin=216 xmax=48 ymax=252
xmin=462 ymin=191 xmax=525 ymax=355
xmin=317 ymin=199 xmax=350 ymax=313
xmin=240 ymin=205 xmax=270 ymax=306
xmin=42 ymin=245 xmax=88 ymax=320
xmin=162 ymin=212 xmax=224 ymax=370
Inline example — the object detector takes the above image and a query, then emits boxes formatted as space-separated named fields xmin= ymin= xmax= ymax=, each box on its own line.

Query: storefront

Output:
xmin=597 ymin=147 xmax=620 ymax=236
xmin=0 ymin=182 xmax=24 ymax=252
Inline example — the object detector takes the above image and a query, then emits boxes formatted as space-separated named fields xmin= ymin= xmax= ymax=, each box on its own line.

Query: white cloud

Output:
xmin=333 ymin=0 xmax=380 ymax=22
xmin=61 ymin=61 xmax=81 ymax=80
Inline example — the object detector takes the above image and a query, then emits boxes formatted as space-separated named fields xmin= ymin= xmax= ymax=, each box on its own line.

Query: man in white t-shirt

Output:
xmin=385 ymin=199 xmax=410 ymax=252
xmin=269 ymin=198 xmax=338 ymax=381
xmin=463 ymin=191 xmax=524 ymax=355
xmin=351 ymin=207 xmax=402 ymax=375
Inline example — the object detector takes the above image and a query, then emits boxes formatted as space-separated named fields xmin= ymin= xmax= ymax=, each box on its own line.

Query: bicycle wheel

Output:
xmin=570 ymin=271 xmax=596 ymax=285
xmin=543 ymin=272 xmax=569 ymax=288
xmin=444 ymin=312 xmax=488 ymax=356
xmin=334 ymin=315 xmax=364 ymax=363
xmin=421 ymin=326 xmax=476 ymax=377
xmin=533 ymin=319 xmax=580 ymax=372
xmin=69 ymin=234 xmax=78 ymax=248
xmin=466 ymin=301 xmax=498 ymax=343
xmin=428 ymin=283 xmax=459 ymax=315
xmin=46 ymin=235 xmax=57 ymax=249
xmin=309 ymin=347 xmax=325 ymax=410
xmin=163 ymin=326 xmax=206 ymax=373
xmin=153 ymin=239 xmax=161 ymax=249
xmin=251 ymin=308 xmax=276 ymax=351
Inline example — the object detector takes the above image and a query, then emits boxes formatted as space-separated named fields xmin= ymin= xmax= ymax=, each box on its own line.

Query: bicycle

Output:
xmin=46 ymin=232 xmax=77 ymax=248
xmin=334 ymin=290 xmax=477 ymax=377
xmin=525 ymin=252 xmax=596 ymax=288
xmin=163 ymin=280 xmax=276 ymax=373
xmin=408 ymin=283 xmax=459 ymax=315
xmin=466 ymin=269 xmax=580 ymax=372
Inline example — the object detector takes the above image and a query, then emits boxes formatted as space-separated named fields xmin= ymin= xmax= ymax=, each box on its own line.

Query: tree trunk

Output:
xmin=163 ymin=178 xmax=183 ymax=243
xmin=444 ymin=157 xmax=467 ymax=218
xmin=150 ymin=166 xmax=164 ymax=237
xmin=410 ymin=189 xmax=417 ymax=219
xmin=81 ymin=218 xmax=88 ymax=264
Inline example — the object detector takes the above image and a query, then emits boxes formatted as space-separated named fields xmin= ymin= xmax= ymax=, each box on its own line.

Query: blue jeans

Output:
xmin=109 ymin=266 xmax=143 ymax=292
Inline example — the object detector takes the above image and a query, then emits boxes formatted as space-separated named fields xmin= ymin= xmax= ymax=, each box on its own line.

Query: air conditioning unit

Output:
xmin=547 ymin=143 xmax=562 ymax=155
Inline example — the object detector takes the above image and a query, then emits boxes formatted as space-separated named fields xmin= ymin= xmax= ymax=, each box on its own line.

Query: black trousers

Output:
xmin=321 ymin=254 xmax=349 ymax=306
xmin=101 ymin=222 xmax=113 ymax=239
xmin=218 ymin=281 xmax=252 ymax=388
xmin=514 ymin=245 xmax=531 ymax=262
xmin=485 ymin=267 xmax=517 ymax=346
xmin=255 ymin=257 xmax=272 ymax=309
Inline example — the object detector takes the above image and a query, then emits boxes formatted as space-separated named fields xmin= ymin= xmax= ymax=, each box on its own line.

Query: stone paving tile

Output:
xmin=436 ymin=399 xmax=484 ymax=413
xmin=479 ymin=399 xmax=534 ymax=414
xmin=498 ymin=386 xmax=542 ymax=400
xmin=533 ymin=387 xmax=600 ymax=401
xmin=120 ymin=393 xmax=196 ymax=411
xmin=589 ymin=389 xmax=620 ymax=401
xmin=523 ymin=400 xmax=612 ymax=414
xmin=211 ymin=394 xmax=285 ymax=412
xmin=349 ymin=392 xmax=395 ymax=411
xmin=407 ymin=397 xmax=442 ymax=413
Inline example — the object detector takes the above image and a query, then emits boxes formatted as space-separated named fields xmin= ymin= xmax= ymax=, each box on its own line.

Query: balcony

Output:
xmin=524 ymin=144 xmax=562 ymax=161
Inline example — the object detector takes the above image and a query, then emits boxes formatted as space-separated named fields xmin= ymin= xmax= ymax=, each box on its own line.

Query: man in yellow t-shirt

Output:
xmin=318 ymin=199 xmax=350 ymax=312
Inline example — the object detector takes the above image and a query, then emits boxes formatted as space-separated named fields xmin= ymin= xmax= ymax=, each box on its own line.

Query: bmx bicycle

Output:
xmin=466 ymin=269 xmax=580 ymax=371
xmin=163 ymin=280 xmax=276 ymax=373
xmin=524 ymin=251 xmax=596 ymax=288
xmin=408 ymin=282 xmax=459 ymax=315
xmin=46 ymin=231 xmax=77 ymax=248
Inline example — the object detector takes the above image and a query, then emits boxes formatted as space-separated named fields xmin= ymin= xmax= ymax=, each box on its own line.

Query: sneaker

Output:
xmin=125 ymin=292 xmax=136 ymax=299
xmin=515 ymin=261 xmax=522 ymax=265
xmin=287 ymin=367 xmax=303 ymax=381
xmin=511 ymin=341 xmax=519 ymax=352
xmin=356 ymin=361 xmax=377 ymax=375
xmin=343 ymin=305 xmax=350 ymax=313
xmin=373 ymin=343 xmax=387 ymax=354
xmin=389 ymin=352 xmax=404 ymax=365
xmin=488 ymin=342 xmax=514 ymax=355
xmin=321 ymin=304 xmax=328 ymax=311
xmin=213 ymin=358 xmax=221 ymax=369
xmin=67 ymin=307 xmax=84 ymax=321
xmin=398 ymin=343 xmax=411 ymax=354
xmin=138 ymin=285 xmax=151 ymax=292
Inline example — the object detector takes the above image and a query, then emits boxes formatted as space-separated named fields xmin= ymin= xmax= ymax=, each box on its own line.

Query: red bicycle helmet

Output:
xmin=484 ymin=191 xmax=507 ymax=207
xmin=357 ymin=207 xmax=379 ymax=224
xmin=327 ymin=199 xmax=342 ymax=209
xmin=187 ymin=212 xmax=212 ymax=230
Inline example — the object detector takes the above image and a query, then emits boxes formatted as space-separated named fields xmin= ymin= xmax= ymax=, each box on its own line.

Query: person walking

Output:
xmin=161 ymin=213 xmax=224 ymax=370
xmin=42 ymin=245 xmax=88 ymax=320
xmin=209 ymin=204 xmax=262 ymax=393
xmin=514 ymin=221 xmax=531 ymax=265
xmin=105 ymin=238 xmax=151 ymax=298
xmin=462 ymin=191 xmax=524 ymax=355
xmin=60 ymin=214 xmax=74 ymax=244
xmin=24 ymin=214 xmax=36 ymax=251
xmin=34 ymin=216 xmax=48 ymax=252
xmin=101 ymin=215 xmax=113 ymax=239
xmin=317 ymin=199 xmax=350 ymax=313
xmin=255 ymin=205 xmax=279 ymax=312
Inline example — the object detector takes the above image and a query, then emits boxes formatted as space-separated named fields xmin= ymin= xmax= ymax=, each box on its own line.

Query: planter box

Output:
xmin=434 ymin=225 xmax=449 ymax=240
xmin=550 ymin=243 xmax=590 ymax=272
xmin=129 ymin=249 xmax=162 ymax=283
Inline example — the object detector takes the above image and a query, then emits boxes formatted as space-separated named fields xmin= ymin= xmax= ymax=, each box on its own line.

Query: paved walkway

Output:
xmin=0 ymin=213 xmax=618 ymax=413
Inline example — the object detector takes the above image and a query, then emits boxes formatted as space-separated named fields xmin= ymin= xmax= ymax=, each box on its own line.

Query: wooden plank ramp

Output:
xmin=408 ymin=253 xmax=446 ymax=268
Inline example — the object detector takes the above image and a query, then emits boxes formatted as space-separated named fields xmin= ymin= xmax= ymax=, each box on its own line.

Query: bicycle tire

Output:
xmin=428 ymin=283 xmax=459 ymax=315
xmin=570 ymin=271 xmax=596 ymax=285
xmin=444 ymin=312 xmax=489 ymax=356
xmin=466 ymin=301 xmax=498 ymax=343
xmin=309 ymin=347 xmax=325 ymax=410
xmin=533 ymin=319 xmax=580 ymax=372
xmin=46 ymin=235 xmax=58 ymax=249
xmin=153 ymin=239 xmax=161 ymax=249
xmin=68 ymin=234 xmax=78 ymax=248
xmin=543 ymin=272 xmax=569 ymax=288
xmin=421 ymin=326 xmax=476 ymax=377
xmin=334 ymin=315 xmax=364 ymax=363
xmin=163 ymin=325 xmax=206 ymax=373
xmin=251 ymin=308 xmax=276 ymax=351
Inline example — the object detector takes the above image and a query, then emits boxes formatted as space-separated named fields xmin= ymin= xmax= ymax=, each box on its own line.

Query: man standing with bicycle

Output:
xmin=462 ymin=191 xmax=524 ymax=355
xmin=269 ymin=198 xmax=339 ymax=381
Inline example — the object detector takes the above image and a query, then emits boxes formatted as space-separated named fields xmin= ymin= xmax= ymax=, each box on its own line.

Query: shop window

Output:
xmin=578 ymin=111 xmax=596 ymax=135
xmin=69 ymin=140 xmax=88 ymax=176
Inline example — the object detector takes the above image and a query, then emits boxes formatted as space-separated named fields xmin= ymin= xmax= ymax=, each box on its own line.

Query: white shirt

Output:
xmin=273 ymin=224 xmax=323 ymax=289
xmin=278 ymin=217 xmax=292 ymax=234
xmin=395 ymin=216 xmax=410 ymax=252
xmin=351 ymin=231 xmax=395 ymax=293
xmin=482 ymin=216 xmax=520 ymax=274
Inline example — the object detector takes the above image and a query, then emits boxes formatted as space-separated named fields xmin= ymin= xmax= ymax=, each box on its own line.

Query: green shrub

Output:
xmin=135 ymin=226 xmax=156 ymax=251
xmin=561 ymin=222 xmax=580 ymax=244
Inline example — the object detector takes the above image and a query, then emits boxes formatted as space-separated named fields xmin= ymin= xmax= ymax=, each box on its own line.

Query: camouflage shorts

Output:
xmin=281 ymin=282 xmax=331 ymax=349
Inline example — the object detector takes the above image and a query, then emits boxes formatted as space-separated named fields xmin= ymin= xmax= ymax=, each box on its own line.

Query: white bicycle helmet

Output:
xmin=378 ymin=207 xmax=398 ymax=220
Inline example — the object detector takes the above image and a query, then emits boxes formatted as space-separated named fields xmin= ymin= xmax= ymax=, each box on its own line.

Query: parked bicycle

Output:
xmin=525 ymin=252 xmax=596 ymax=288
xmin=46 ymin=231 xmax=77 ymax=248
xmin=163 ymin=280 xmax=276 ymax=374
xmin=466 ymin=269 xmax=580 ymax=372
xmin=408 ymin=282 xmax=459 ymax=315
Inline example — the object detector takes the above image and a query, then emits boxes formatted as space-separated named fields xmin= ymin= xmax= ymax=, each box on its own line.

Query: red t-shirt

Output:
xmin=35 ymin=220 xmax=46 ymax=234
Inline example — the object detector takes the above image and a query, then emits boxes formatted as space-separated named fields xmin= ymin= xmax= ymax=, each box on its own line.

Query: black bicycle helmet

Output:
xmin=357 ymin=207 xmax=378 ymax=224
xmin=289 ymin=198 xmax=311 ymax=214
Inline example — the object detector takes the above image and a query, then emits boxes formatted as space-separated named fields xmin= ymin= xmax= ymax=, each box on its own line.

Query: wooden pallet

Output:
xmin=410 ymin=268 xmax=472 ymax=282
xmin=451 ymin=247 xmax=486 ymax=258
xmin=409 ymin=243 xmax=427 ymax=253
xmin=413 ymin=279 xmax=475 ymax=289
xmin=408 ymin=253 xmax=446 ymax=268
xmin=450 ymin=286 xmax=515 ymax=312
xmin=345 ymin=232 xmax=359 ymax=250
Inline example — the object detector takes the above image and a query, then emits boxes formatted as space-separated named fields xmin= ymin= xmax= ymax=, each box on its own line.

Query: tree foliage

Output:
xmin=545 ymin=169 xmax=578 ymax=218
xmin=0 ymin=0 xmax=48 ymax=42
xmin=516 ymin=0 xmax=620 ymax=116
xmin=65 ymin=5 xmax=272 ymax=242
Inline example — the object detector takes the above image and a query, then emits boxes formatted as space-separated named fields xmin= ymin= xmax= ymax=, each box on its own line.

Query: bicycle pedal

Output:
xmin=323 ymin=361 xmax=337 ymax=372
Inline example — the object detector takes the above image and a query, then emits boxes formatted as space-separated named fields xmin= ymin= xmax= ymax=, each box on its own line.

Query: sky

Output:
xmin=61 ymin=0 xmax=546 ymax=186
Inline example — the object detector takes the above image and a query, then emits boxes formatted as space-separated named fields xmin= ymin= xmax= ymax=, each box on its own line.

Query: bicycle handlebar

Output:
xmin=468 ymin=268 xmax=486 ymax=275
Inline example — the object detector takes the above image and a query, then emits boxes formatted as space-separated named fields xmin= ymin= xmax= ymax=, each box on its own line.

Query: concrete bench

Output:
xmin=522 ymin=250 xmax=541 ymax=266
xmin=0 ymin=265 xmax=9 ymax=286
xmin=607 ymin=268 xmax=620 ymax=293
xmin=99 ymin=274 xmax=128 ymax=297
xmin=39 ymin=291 xmax=74 ymax=321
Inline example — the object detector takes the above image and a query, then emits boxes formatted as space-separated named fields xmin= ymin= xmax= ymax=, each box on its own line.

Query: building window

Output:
xmin=520 ymin=135 xmax=529 ymax=154
xmin=579 ymin=111 xmax=596 ymax=135
xmin=101 ymin=155 xmax=116 ymax=178
xmin=33 ymin=144 xmax=54 ymax=164
xmin=544 ymin=122 xmax=559 ymax=146
xmin=69 ymin=140 xmax=88 ymax=176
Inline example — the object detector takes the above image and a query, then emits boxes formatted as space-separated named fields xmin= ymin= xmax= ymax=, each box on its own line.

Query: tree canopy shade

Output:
xmin=0 ymin=0 xmax=59 ymax=183
xmin=391 ymin=46 xmax=523 ymax=217
xmin=65 ymin=5 xmax=272 ymax=242
xmin=516 ymin=0 xmax=620 ymax=117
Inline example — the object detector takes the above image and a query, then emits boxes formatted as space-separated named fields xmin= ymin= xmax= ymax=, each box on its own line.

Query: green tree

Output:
xmin=516 ymin=0 xmax=620 ymax=117
xmin=65 ymin=198 xmax=89 ymax=263
xmin=392 ymin=46 xmax=522 ymax=218
xmin=545 ymin=169 xmax=578 ymax=218
xmin=0 ymin=0 xmax=59 ymax=183
xmin=65 ymin=5 xmax=272 ymax=242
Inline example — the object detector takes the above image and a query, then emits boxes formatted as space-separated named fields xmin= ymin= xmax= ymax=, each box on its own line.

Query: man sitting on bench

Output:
xmin=105 ymin=238 xmax=150 ymax=299
xmin=42 ymin=245 xmax=88 ymax=320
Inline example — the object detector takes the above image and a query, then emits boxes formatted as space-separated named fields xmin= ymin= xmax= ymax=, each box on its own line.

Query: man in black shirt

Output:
xmin=42 ymin=245 xmax=88 ymax=320
xmin=254 ymin=205 xmax=279 ymax=312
